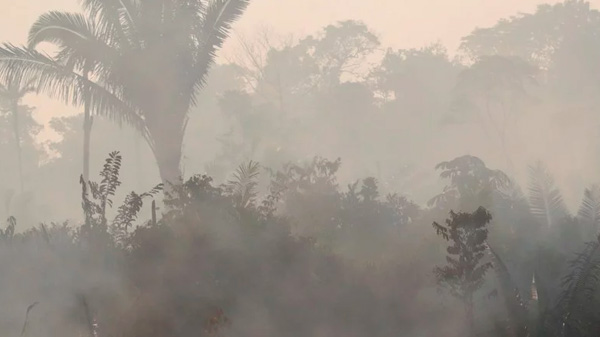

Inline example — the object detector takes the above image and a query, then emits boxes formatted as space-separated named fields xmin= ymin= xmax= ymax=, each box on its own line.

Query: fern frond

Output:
xmin=192 ymin=0 xmax=250 ymax=103
xmin=555 ymin=239 xmax=600 ymax=336
xmin=28 ymin=10 xmax=123 ymax=81
xmin=79 ymin=0 xmax=137 ymax=47
xmin=226 ymin=160 xmax=260 ymax=209
xmin=99 ymin=151 xmax=122 ymax=209
xmin=578 ymin=185 xmax=600 ymax=234
xmin=112 ymin=182 xmax=162 ymax=237
xmin=528 ymin=161 xmax=568 ymax=227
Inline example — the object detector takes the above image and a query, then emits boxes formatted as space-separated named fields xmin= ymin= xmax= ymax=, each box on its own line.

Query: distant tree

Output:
xmin=459 ymin=1 xmax=598 ymax=65
xmin=338 ymin=177 xmax=419 ymax=261
xmin=253 ymin=20 xmax=379 ymax=111
xmin=450 ymin=56 xmax=537 ymax=168
xmin=373 ymin=43 xmax=460 ymax=116
xmin=429 ymin=155 xmax=509 ymax=212
xmin=459 ymin=0 xmax=600 ymax=98
xmin=0 ymin=79 xmax=36 ymax=192
xmin=433 ymin=206 xmax=493 ymax=337
xmin=311 ymin=20 xmax=380 ymax=87
xmin=267 ymin=157 xmax=342 ymax=238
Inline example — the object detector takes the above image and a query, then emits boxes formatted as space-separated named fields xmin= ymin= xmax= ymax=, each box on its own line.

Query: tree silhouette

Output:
xmin=373 ymin=43 xmax=459 ymax=117
xmin=451 ymin=55 xmax=537 ymax=170
xmin=433 ymin=206 xmax=493 ymax=337
xmin=429 ymin=155 xmax=509 ymax=212
xmin=0 ymin=0 xmax=250 ymax=190
xmin=0 ymin=78 xmax=36 ymax=192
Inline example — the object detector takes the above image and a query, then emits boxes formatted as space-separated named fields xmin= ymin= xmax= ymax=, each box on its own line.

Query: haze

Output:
xmin=1 ymin=1 xmax=600 ymax=336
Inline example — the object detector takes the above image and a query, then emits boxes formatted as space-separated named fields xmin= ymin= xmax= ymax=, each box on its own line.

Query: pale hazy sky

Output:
xmin=6 ymin=0 xmax=600 ymax=51
xmin=1 ymin=0 xmax=599 ymax=130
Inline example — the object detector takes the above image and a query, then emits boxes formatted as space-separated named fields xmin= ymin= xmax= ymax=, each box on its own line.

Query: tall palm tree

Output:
xmin=0 ymin=0 xmax=250 ymax=189
xmin=82 ymin=68 xmax=93 ymax=182
xmin=0 ymin=79 xmax=36 ymax=192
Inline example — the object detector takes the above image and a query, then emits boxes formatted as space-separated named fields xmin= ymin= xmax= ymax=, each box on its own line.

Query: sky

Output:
xmin=1 ymin=0 xmax=599 ymax=134
xmin=3 ymin=0 xmax=593 ymax=50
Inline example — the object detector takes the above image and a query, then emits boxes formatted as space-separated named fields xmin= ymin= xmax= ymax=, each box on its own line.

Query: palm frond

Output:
xmin=226 ymin=160 xmax=260 ymax=209
xmin=79 ymin=0 xmax=137 ymax=46
xmin=28 ymin=11 xmax=116 ymax=72
xmin=191 ymin=0 xmax=250 ymax=103
xmin=555 ymin=238 xmax=600 ymax=335
xmin=578 ymin=185 xmax=600 ymax=234
xmin=0 ymin=43 xmax=149 ymax=139
xmin=528 ymin=161 xmax=568 ymax=228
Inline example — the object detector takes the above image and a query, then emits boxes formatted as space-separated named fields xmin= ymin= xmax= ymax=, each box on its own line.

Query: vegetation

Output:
xmin=0 ymin=149 xmax=598 ymax=337
xmin=433 ymin=207 xmax=493 ymax=336
xmin=0 ymin=0 xmax=250 ymax=187
xmin=2 ymin=0 xmax=600 ymax=336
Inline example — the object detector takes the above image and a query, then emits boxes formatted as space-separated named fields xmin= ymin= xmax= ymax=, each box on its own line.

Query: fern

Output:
xmin=578 ymin=185 xmax=600 ymax=235
xmin=79 ymin=151 xmax=124 ymax=248
xmin=555 ymin=237 xmax=600 ymax=336
xmin=98 ymin=150 xmax=122 ymax=210
xmin=111 ymin=183 xmax=162 ymax=243
xmin=528 ymin=161 xmax=567 ymax=228
xmin=81 ymin=151 xmax=122 ymax=226
xmin=226 ymin=160 xmax=260 ymax=209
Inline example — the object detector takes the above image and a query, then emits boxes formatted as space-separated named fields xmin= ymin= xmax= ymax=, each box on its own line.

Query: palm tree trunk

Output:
xmin=83 ymin=103 xmax=92 ymax=182
xmin=147 ymin=117 xmax=185 ymax=196
xmin=82 ymin=71 xmax=92 ymax=182
xmin=152 ymin=134 xmax=183 ymax=191
xmin=134 ymin=135 xmax=144 ymax=190
xmin=12 ymin=101 xmax=24 ymax=192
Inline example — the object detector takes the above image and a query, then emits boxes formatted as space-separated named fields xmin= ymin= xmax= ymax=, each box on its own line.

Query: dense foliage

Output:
xmin=0 ymin=151 xmax=598 ymax=337
xmin=2 ymin=0 xmax=600 ymax=336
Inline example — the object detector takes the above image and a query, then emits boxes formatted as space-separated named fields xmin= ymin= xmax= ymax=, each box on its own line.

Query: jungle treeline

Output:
xmin=1 ymin=1 xmax=600 ymax=336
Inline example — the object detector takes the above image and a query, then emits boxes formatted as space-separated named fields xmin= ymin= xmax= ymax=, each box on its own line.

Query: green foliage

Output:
xmin=5 ymin=4 xmax=600 ymax=334
xmin=80 ymin=151 xmax=161 ymax=247
xmin=0 ymin=0 xmax=250 ymax=186
xmin=8 ymin=150 xmax=600 ymax=336
xmin=374 ymin=43 xmax=459 ymax=109
xmin=433 ymin=207 xmax=493 ymax=299
xmin=112 ymin=183 xmax=162 ymax=243
xmin=527 ymin=161 xmax=568 ymax=229
xmin=80 ymin=151 xmax=122 ymax=229
xmin=433 ymin=206 xmax=493 ymax=335
xmin=429 ymin=155 xmax=509 ymax=211
xmin=225 ymin=160 xmax=261 ymax=210
xmin=577 ymin=185 xmax=600 ymax=237
xmin=552 ymin=237 xmax=600 ymax=336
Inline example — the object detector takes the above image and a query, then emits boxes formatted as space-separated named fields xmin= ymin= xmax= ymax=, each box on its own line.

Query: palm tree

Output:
xmin=0 ymin=79 xmax=36 ymax=192
xmin=0 ymin=0 xmax=250 ymax=189
xmin=82 ymin=68 xmax=93 ymax=182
